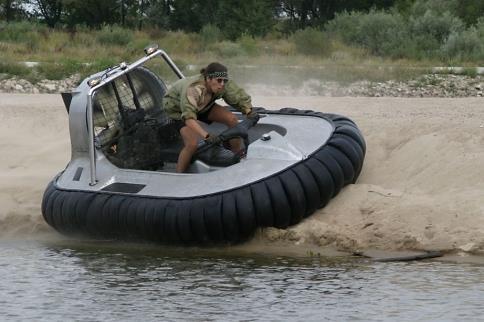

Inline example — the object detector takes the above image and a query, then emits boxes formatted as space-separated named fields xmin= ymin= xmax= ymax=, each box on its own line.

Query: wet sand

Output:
xmin=1 ymin=93 xmax=483 ymax=255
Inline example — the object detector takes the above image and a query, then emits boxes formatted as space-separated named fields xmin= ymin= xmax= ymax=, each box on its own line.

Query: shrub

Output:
xmin=96 ymin=25 xmax=133 ymax=46
xmin=409 ymin=0 xmax=458 ymax=17
xmin=461 ymin=67 xmax=478 ymax=78
xmin=441 ymin=28 xmax=484 ymax=61
xmin=327 ymin=10 xmax=408 ymax=57
xmin=0 ymin=61 xmax=31 ymax=77
xmin=238 ymin=34 xmax=259 ymax=56
xmin=160 ymin=31 xmax=198 ymax=55
xmin=291 ymin=27 xmax=331 ymax=56
xmin=41 ymin=31 xmax=71 ymax=54
xmin=89 ymin=57 xmax=118 ymax=72
xmin=200 ymin=24 xmax=223 ymax=47
xmin=121 ymin=31 xmax=153 ymax=56
xmin=36 ymin=60 xmax=85 ymax=80
xmin=325 ymin=11 xmax=364 ymax=44
xmin=71 ymin=31 xmax=96 ymax=47
xmin=0 ymin=21 xmax=47 ymax=42
xmin=357 ymin=11 xmax=408 ymax=57
xmin=59 ymin=59 xmax=85 ymax=76
xmin=22 ymin=32 xmax=41 ymax=52
xmin=0 ymin=22 xmax=44 ymax=52
xmin=409 ymin=10 xmax=464 ymax=54
xmin=476 ymin=17 xmax=484 ymax=38
xmin=268 ymin=39 xmax=296 ymax=56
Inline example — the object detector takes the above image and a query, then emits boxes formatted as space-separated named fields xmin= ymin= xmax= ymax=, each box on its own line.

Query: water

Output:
xmin=1 ymin=238 xmax=484 ymax=322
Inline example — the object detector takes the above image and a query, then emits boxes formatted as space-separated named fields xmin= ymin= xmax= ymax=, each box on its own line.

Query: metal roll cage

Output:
xmin=86 ymin=46 xmax=185 ymax=185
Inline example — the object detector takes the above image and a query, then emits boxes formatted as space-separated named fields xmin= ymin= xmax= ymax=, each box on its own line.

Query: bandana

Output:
xmin=207 ymin=71 xmax=228 ymax=79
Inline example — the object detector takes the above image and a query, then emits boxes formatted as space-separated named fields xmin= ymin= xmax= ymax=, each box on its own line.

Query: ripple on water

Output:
xmin=1 ymin=240 xmax=484 ymax=321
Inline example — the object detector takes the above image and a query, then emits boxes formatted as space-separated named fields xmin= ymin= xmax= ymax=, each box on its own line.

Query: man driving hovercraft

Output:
xmin=163 ymin=62 xmax=259 ymax=173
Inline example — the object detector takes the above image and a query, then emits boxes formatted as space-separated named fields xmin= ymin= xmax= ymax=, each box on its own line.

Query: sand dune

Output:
xmin=1 ymin=94 xmax=483 ymax=253
xmin=256 ymin=96 xmax=484 ymax=253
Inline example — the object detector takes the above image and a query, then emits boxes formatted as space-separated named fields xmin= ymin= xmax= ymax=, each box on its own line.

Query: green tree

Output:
xmin=143 ymin=0 xmax=172 ymax=29
xmin=454 ymin=0 xmax=484 ymax=26
xmin=393 ymin=0 xmax=484 ymax=26
xmin=168 ymin=0 xmax=276 ymax=39
xmin=216 ymin=0 xmax=276 ymax=39
xmin=169 ymin=0 xmax=219 ymax=32
xmin=62 ymin=0 xmax=119 ymax=27
xmin=0 ymin=0 xmax=27 ymax=21
xmin=30 ymin=0 xmax=63 ymax=27
xmin=277 ymin=0 xmax=397 ymax=32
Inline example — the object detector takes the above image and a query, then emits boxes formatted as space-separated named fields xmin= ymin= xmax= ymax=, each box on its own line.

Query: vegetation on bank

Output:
xmin=1 ymin=0 xmax=483 ymax=84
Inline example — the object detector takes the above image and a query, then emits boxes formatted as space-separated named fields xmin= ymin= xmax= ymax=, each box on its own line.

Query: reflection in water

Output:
xmin=1 ymin=240 xmax=484 ymax=321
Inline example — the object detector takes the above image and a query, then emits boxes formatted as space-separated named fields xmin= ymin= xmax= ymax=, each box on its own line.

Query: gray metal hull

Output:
xmin=42 ymin=108 xmax=366 ymax=243
xmin=56 ymin=112 xmax=334 ymax=197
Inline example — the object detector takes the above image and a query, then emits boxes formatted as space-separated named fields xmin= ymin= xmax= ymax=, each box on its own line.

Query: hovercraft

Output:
xmin=42 ymin=45 xmax=366 ymax=244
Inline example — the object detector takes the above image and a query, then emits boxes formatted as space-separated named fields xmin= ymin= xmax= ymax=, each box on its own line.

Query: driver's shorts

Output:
xmin=167 ymin=105 xmax=215 ymax=133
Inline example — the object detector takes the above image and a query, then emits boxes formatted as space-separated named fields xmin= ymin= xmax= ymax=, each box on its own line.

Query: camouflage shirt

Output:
xmin=163 ymin=75 xmax=252 ymax=121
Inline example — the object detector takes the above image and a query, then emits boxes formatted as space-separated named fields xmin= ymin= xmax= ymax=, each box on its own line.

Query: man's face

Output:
xmin=207 ymin=77 xmax=228 ymax=93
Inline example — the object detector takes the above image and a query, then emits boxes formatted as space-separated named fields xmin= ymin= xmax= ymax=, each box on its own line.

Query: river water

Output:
xmin=1 ymin=237 xmax=484 ymax=322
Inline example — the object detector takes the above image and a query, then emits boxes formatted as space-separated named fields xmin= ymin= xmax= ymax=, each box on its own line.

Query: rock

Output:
xmin=5 ymin=79 xmax=15 ymax=89
xmin=38 ymin=82 xmax=58 ymax=92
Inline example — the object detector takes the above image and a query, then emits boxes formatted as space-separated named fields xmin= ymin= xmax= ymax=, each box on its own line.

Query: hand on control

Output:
xmin=246 ymin=109 xmax=260 ymax=122
xmin=204 ymin=133 xmax=221 ymax=145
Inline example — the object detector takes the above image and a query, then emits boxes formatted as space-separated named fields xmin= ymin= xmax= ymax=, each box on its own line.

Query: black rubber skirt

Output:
xmin=42 ymin=108 xmax=366 ymax=244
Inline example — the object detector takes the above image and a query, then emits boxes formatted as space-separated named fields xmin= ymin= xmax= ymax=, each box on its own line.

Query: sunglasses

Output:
xmin=215 ymin=78 xmax=229 ymax=84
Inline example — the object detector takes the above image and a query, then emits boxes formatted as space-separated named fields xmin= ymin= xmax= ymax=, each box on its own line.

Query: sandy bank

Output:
xmin=255 ymin=96 xmax=484 ymax=254
xmin=1 ymin=94 xmax=483 ymax=253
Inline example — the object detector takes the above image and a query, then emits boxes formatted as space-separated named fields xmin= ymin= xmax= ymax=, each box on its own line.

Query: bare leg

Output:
xmin=207 ymin=105 xmax=241 ymax=152
xmin=177 ymin=125 xmax=200 ymax=173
